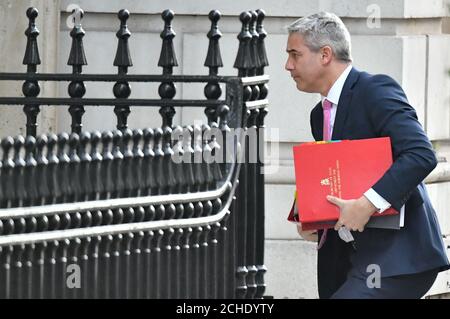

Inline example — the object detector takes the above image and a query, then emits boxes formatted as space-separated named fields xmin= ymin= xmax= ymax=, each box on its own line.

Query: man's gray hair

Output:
xmin=287 ymin=12 xmax=352 ymax=63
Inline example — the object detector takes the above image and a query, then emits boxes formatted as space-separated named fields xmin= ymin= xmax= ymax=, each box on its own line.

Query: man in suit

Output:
xmin=285 ymin=12 xmax=450 ymax=298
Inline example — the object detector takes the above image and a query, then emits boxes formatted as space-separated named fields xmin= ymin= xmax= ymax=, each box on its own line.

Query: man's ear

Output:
xmin=320 ymin=46 xmax=333 ymax=65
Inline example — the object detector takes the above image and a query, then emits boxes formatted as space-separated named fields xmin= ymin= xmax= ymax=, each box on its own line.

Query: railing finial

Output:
xmin=249 ymin=11 xmax=260 ymax=73
xmin=204 ymin=10 xmax=223 ymax=104
xmin=158 ymin=9 xmax=178 ymax=73
xmin=23 ymin=7 xmax=41 ymax=137
xmin=248 ymin=10 xmax=260 ymax=100
xmin=233 ymin=11 xmax=252 ymax=76
xmin=113 ymin=9 xmax=132 ymax=131
xmin=256 ymin=9 xmax=269 ymax=72
xmin=23 ymin=7 xmax=41 ymax=71
xmin=204 ymin=10 xmax=223 ymax=75
xmin=67 ymin=7 xmax=87 ymax=134
xmin=158 ymin=10 xmax=178 ymax=129
xmin=67 ymin=7 xmax=87 ymax=72
xmin=114 ymin=9 xmax=133 ymax=71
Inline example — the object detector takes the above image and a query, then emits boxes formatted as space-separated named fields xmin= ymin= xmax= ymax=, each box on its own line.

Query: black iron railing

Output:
xmin=0 ymin=7 xmax=269 ymax=299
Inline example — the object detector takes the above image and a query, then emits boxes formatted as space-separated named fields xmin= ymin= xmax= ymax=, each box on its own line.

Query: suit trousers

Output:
xmin=330 ymin=268 xmax=439 ymax=299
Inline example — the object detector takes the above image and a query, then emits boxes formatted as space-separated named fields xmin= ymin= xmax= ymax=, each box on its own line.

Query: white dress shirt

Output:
xmin=321 ymin=64 xmax=404 ymax=219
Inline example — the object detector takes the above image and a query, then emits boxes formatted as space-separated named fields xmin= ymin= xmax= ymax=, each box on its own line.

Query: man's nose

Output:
xmin=285 ymin=59 xmax=292 ymax=71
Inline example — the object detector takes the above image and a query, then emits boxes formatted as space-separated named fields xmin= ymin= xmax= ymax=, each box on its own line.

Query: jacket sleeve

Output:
xmin=365 ymin=74 xmax=437 ymax=211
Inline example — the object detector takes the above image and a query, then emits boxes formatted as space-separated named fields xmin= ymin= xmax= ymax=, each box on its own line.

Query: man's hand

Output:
xmin=327 ymin=195 xmax=378 ymax=232
xmin=296 ymin=223 xmax=319 ymax=242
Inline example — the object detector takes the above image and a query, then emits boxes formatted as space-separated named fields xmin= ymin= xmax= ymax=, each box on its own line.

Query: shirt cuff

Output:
xmin=364 ymin=188 xmax=391 ymax=214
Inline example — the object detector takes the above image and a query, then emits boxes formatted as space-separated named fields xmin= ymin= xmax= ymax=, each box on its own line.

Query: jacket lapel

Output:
xmin=331 ymin=67 xmax=360 ymax=140
xmin=311 ymin=101 xmax=323 ymax=141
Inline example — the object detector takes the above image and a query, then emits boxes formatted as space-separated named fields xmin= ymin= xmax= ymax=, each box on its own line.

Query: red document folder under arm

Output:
xmin=290 ymin=137 xmax=398 ymax=228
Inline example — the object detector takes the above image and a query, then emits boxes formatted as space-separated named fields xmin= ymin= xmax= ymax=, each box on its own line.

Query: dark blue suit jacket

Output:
xmin=311 ymin=67 xmax=450 ymax=299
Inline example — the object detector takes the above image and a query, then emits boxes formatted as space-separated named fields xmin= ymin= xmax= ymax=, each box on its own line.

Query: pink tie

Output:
xmin=317 ymin=99 xmax=333 ymax=249
xmin=322 ymin=99 xmax=333 ymax=141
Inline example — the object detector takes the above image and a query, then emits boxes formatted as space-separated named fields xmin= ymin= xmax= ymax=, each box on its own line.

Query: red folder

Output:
xmin=291 ymin=137 xmax=398 ymax=227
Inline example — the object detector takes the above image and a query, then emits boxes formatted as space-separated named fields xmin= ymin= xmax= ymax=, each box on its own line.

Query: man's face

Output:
xmin=285 ymin=33 xmax=323 ymax=93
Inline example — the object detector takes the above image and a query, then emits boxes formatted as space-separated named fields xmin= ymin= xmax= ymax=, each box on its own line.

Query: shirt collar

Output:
xmin=321 ymin=64 xmax=353 ymax=106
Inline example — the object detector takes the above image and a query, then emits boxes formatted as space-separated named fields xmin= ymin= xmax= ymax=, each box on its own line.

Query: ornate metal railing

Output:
xmin=0 ymin=7 xmax=269 ymax=299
